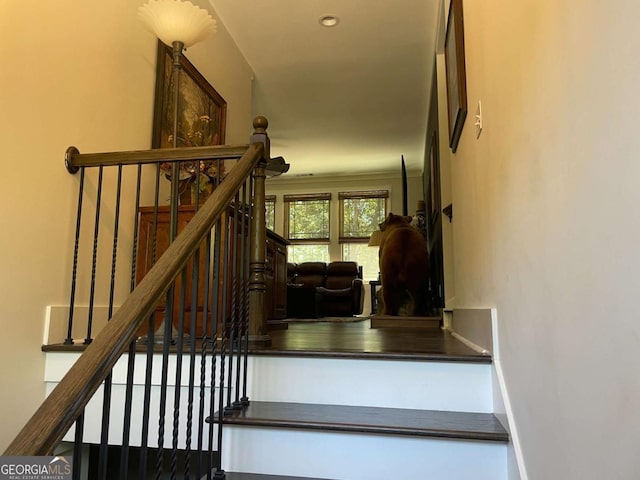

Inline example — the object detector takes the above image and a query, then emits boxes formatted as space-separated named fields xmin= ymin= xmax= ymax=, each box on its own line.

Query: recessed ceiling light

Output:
xmin=319 ymin=15 xmax=339 ymax=27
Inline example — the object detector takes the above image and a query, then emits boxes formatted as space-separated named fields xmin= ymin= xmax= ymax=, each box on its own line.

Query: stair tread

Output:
xmin=216 ymin=401 xmax=509 ymax=442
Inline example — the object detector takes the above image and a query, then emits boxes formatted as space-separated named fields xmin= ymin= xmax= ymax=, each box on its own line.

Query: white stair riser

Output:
xmin=223 ymin=426 xmax=507 ymax=480
xmin=247 ymin=356 xmax=493 ymax=412
xmin=45 ymin=353 xmax=494 ymax=449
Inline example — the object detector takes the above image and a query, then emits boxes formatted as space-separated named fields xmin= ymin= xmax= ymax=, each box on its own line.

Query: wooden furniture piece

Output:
xmin=136 ymin=205 xmax=208 ymax=336
xmin=265 ymin=230 xmax=289 ymax=321
xmin=369 ymin=279 xmax=381 ymax=314
xmin=136 ymin=205 xmax=288 ymax=336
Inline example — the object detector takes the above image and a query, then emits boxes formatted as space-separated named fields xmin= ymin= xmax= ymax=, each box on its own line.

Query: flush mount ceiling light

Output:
xmin=319 ymin=15 xmax=340 ymax=27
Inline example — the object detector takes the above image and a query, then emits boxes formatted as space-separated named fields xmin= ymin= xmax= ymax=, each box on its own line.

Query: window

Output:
xmin=339 ymin=190 xmax=388 ymax=280
xmin=284 ymin=193 xmax=331 ymax=262
xmin=265 ymin=195 xmax=276 ymax=231
xmin=284 ymin=193 xmax=331 ymax=241
xmin=289 ymin=244 xmax=330 ymax=263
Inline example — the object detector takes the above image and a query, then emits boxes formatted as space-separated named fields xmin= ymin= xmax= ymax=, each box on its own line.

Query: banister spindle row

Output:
xmin=6 ymin=118 xmax=272 ymax=480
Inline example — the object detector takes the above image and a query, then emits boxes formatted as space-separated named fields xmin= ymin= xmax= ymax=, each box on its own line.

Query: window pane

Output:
xmin=342 ymin=243 xmax=379 ymax=281
xmin=288 ymin=199 xmax=330 ymax=240
xmin=265 ymin=199 xmax=275 ymax=231
xmin=289 ymin=244 xmax=330 ymax=264
xmin=342 ymin=197 xmax=386 ymax=238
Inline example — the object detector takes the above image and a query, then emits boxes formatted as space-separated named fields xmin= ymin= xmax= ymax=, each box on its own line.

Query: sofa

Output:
xmin=287 ymin=261 xmax=364 ymax=318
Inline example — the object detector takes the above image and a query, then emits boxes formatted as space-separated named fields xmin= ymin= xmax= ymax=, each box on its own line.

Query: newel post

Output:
xmin=248 ymin=116 xmax=272 ymax=346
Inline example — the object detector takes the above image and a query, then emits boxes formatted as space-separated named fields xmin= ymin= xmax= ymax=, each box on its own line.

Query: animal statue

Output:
xmin=378 ymin=213 xmax=430 ymax=316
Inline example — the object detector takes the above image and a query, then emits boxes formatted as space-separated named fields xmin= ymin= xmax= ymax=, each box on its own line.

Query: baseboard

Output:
xmin=490 ymin=309 xmax=528 ymax=480
xmin=449 ymin=331 xmax=489 ymax=355
xmin=446 ymin=308 xmax=528 ymax=480
xmin=44 ymin=305 xmax=113 ymax=345
xmin=448 ymin=308 xmax=493 ymax=354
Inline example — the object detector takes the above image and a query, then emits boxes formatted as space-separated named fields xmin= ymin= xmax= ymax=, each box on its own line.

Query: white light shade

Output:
xmin=138 ymin=0 xmax=217 ymax=48
xmin=368 ymin=229 xmax=383 ymax=247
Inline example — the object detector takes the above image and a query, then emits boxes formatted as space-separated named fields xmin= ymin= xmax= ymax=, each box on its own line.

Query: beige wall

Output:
xmin=443 ymin=0 xmax=640 ymax=477
xmin=0 ymin=0 xmax=252 ymax=451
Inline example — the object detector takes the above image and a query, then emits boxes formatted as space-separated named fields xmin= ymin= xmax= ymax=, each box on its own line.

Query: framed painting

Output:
xmin=428 ymin=131 xmax=440 ymax=224
xmin=151 ymin=41 xmax=227 ymax=149
xmin=444 ymin=0 xmax=467 ymax=153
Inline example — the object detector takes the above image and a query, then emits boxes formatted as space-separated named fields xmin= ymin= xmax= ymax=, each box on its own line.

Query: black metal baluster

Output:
xmin=139 ymin=163 xmax=162 ymax=480
xmin=85 ymin=165 xmax=104 ymax=344
xmin=215 ymin=214 xmax=232 ymax=477
xmin=130 ymin=164 xmax=143 ymax=293
xmin=107 ymin=164 xmax=123 ymax=317
xmin=155 ymin=298 xmax=173 ymax=480
xmin=184 ymin=236 xmax=203 ymax=478
xmin=171 ymin=267 xmax=188 ymax=479
xmin=120 ymin=163 xmax=143 ymax=480
xmin=157 ymin=163 xmax=176 ymax=480
xmin=241 ymin=178 xmax=254 ymax=406
xmin=72 ymin=412 xmax=85 ymax=480
xmin=196 ymin=232 xmax=213 ymax=480
xmin=97 ymin=378 xmax=113 ymax=480
xmin=226 ymin=194 xmax=240 ymax=413
xmin=207 ymin=218 xmax=223 ymax=480
xmin=66 ymin=167 xmax=85 ymax=345
xmin=233 ymin=182 xmax=248 ymax=410
xmin=97 ymin=164 xmax=123 ymax=479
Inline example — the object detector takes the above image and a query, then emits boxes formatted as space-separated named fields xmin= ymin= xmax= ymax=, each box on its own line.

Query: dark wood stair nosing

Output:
xmin=213 ymin=401 xmax=509 ymax=443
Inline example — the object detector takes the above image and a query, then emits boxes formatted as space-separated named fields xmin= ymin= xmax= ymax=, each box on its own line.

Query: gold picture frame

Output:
xmin=151 ymin=41 xmax=227 ymax=149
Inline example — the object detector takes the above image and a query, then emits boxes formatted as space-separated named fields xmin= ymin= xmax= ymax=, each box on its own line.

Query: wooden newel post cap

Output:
xmin=251 ymin=116 xmax=270 ymax=161
xmin=253 ymin=116 xmax=268 ymax=133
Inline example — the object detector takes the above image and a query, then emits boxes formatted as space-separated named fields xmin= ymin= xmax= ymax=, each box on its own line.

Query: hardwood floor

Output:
xmin=256 ymin=318 xmax=490 ymax=363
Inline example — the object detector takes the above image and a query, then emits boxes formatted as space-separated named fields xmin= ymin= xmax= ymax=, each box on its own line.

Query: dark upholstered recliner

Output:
xmin=286 ymin=261 xmax=364 ymax=318
xmin=291 ymin=262 xmax=326 ymax=288
xmin=286 ymin=262 xmax=326 ymax=318
xmin=315 ymin=261 xmax=364 ymax=317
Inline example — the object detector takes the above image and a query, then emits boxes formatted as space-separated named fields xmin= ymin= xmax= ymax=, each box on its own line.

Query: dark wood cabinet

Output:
xmin=265 ymin=231 xmax=289 ymax=320
xmin=136 ymin=205 xmax=288 ymax=336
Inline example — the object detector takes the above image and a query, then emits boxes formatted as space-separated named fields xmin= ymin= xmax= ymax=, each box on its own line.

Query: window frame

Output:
xmin=265 ymin=194 xmax=276 ymax=232
xmin=283 ymin=192 xmax=332 ymax=244
xmin=339 ymin=190 xmax=389 ymax=280
xmin=338 ymin=190 xmax=389 ymax=243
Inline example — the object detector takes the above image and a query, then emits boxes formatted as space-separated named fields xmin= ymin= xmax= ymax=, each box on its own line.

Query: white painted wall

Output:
xmin=0 ymin=0 xmax=253 ymax=452
xmin=443 ymin=0 xmax=640 ymax=478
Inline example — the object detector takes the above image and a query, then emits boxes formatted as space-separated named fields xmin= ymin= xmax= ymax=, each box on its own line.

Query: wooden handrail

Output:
xmin=65 ymin=144 xmax=250 ymax=173
xmin=4 ymin=141 xmax=266 ymax=456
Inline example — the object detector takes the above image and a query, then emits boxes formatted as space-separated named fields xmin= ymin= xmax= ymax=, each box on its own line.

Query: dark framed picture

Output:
xmin=444 ymin=0 xmax=467 ymax=153
xmin=152 ymin=41 xmax=227 ymax=149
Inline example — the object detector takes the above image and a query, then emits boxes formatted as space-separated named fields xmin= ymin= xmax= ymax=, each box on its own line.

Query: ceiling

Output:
xmin=209 ymin=0 xmax=441 ymax=177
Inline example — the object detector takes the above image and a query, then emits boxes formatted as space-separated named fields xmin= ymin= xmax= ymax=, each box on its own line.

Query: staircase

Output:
xmin=43 ymin=329 xmax=508 ymax=479
xmin=218 ymin=352 xmax=508 ymax=480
